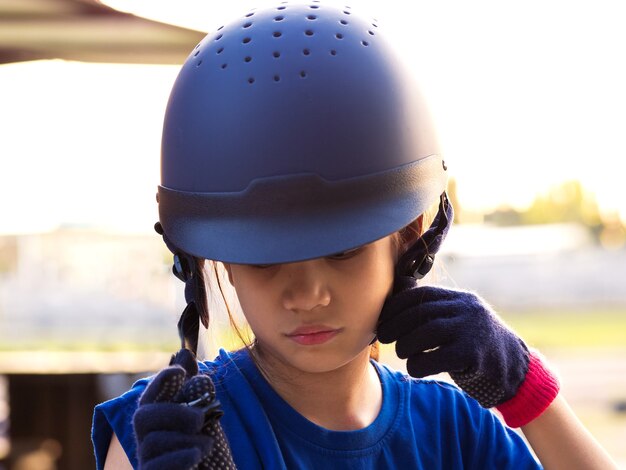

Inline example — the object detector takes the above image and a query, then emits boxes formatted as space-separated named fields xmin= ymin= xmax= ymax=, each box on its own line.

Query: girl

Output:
xmin=93 ymin=2 xmax=617 ymax=468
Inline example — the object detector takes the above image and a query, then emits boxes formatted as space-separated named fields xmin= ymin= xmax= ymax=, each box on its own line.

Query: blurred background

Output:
xmin=1 ymin=0 xmax=625 ymax=468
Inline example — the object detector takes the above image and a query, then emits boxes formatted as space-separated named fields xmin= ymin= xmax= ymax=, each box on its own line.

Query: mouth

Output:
xmin=285 ymin=325 xmax=342 ymax=346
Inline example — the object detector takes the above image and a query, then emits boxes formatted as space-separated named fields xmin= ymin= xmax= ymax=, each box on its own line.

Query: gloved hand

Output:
xmin=377 ymin=280 xmax=559 ymax=427
xmin=133 ymin=348 xmax=236 ymax=470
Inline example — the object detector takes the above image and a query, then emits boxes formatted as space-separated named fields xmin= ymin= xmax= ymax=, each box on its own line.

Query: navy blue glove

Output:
xmin=377 ymin=280 xmax=560 ymax=427
xmin=377 ymin=281 xmax=530 ymax=408
xmin=133 ymin=349 xmax=236 ymax=470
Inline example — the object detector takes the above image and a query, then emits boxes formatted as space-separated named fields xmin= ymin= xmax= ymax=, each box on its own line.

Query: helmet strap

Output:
xmin=395 ymin=192 xmax=454 ymax=282
xmin=154 ymin=222 xmax=205 ymax=355
xmin=177 ymin=301 xmax=201 ymax=353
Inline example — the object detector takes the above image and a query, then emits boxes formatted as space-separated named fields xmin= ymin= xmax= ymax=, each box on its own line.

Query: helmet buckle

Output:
xmin=173 ymin=253 xmax=193 ymax=282
xmin=413 ymin=255 xmax=434 ymax=279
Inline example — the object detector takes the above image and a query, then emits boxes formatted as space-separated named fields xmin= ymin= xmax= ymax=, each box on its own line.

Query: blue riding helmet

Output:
xmin=158 ymin=1 xmax=449 ymax=265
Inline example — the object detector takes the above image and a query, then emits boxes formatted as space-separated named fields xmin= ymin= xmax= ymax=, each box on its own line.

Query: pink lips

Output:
xmin=286 ymin=325 xmax=341 ymax=346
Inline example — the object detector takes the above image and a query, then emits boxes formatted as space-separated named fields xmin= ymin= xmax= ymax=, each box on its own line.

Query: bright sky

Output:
xmin=2 ymin=0 xmax=626 ymax=234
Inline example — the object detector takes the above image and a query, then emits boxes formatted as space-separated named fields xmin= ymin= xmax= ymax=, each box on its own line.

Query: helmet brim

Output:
xmin=158 ymin=154 xmax=447 ymax=265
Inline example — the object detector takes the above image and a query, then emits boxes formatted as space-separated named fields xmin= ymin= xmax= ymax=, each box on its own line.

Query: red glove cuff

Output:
xmin=496 ymin=351 xmax=560 ymax=428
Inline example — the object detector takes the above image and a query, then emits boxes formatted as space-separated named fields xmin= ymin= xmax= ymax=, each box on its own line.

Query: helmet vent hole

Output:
xmin=300 ymin=70 xmax=307 ymax=78
xmin=217 ymin=47 xmax=224 ymax=54
xmin=336 ymin=33 xmax=344 ymax=39
xmin=343 ymin=10 xmax=351 ymax=15
xmin=368 ymin=30 xmax=375 ymax=35
xmin=273 ymin=31 xmax=283 ymax=38
xmin=310 ymin=5 xmax=320 ymax=9
xmin=217 ymin=25 xmax=224 ymax=31
xmin=194 ymin=50 xmax=200 ymax=57
xmin=245 ymin=12 xmax=255 ymax=18
xmin=215 ymin=34 xmax=223 ymax=41
xmin=243 ymin=22 xmax=252 ymax=29
xmin=243 ymin=37 xmax=252 ymax=44
xmin=340 ymin=19 xmax=348 ymax=25
xmin=273 ymin=51 xmax=281 ymax=58
xmin=277 ymin=6 xmax=287 ymax=10
xmin=248 ymin=77 xmax=255 ymax=84
xmin=330 ymin=49 xmax=337 ymax=56
xmin=274 ymin=75 xmax=281 ymax=82
xmin=221 ymin=63 xmax=227 ymax=69
xmin=361 ymin=40 xmax=369 ymax=46
xmin=275 ymin=15 xmax=285 ymax=21
xmin=196 ymin=60 xmax=203 ymax=67
xmin=244 ymin=56 xmax=252 ymax=63
xmin=307 ymin=15 xmax=317 ymax=20
xmin=303 ymin=48 xmax=311 ymax=55
xmin=305 ymin=29 xmax=314 ymax=36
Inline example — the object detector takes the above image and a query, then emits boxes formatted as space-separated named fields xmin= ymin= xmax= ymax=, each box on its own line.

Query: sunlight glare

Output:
xmin=2 ymin=0 xmax=626 ymax=234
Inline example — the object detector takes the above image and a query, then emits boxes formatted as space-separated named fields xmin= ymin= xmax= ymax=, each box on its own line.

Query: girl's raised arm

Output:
xmin=522 ymin=395 xmax=618 ymax=470
xmin=103 ymin=433 xmax=132 ymax=470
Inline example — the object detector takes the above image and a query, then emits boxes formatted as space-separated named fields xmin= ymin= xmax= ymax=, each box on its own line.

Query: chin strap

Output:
xmin=396 ymin=192 xmax=454 ymax=282
xmin=154 ymin=222 xmax=207 ymax=355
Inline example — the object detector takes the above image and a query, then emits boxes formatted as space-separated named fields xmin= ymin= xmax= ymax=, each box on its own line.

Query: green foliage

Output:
xmin=521 ymin=180 xmax=602 ymax=227
xmin=483 ymin=180 xmax=606 ymax=234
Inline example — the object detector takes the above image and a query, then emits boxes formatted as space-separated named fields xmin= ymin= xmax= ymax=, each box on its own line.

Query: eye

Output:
xmin=251 ymin=263 xmax=274 ymax=269
xmin=327 ymin=247 xmax=362 ymax=260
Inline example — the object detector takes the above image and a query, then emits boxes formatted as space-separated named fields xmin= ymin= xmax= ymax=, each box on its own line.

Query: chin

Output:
xmin=285 ymin=344 xmax=373 ymax=375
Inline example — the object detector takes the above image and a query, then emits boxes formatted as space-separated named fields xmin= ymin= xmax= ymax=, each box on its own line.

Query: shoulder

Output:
xmin=92 ymin=376 xmax=149 ymax=469
xmin=198 ymin=347 xmax=242 ymax=377
xmin=373 ymin=361 xmax=541 ymax=468
xmin=378 ymin=362 xmax=498 ymax=426
xmin=375 ymin=360 xmax=473 ymax=406
xmin=375 ymin=361 xmax=490 ymax=432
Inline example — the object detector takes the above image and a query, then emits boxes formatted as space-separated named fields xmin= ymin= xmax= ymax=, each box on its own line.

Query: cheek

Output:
xmin=231 ymin=284 xmax=275 ymax=341
xmin=347 ymin=245 xmax=396 ymax=323
xmin=228 ymin=269 xmax=270 ymax=323
xmin=347 ymin=265 xmax=393 ymax=302
xmin=369 ymin=240 xmax=397 ymax=294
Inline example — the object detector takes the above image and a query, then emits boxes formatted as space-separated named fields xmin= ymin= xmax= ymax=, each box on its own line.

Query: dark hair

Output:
xmin=194 ymin=258 xmax=253 ymax=352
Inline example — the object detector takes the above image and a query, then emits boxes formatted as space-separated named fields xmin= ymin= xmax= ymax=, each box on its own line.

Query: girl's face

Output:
xmin=224 ymin=235 xmax=398 ymax=375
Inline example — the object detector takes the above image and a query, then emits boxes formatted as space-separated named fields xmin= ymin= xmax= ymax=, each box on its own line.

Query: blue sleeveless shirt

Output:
xmin=92 ymin=348 xmax=541 ymax=469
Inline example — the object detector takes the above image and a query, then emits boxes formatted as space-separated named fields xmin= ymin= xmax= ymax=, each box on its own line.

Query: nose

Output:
xmin=281 ymin=260 xmax=331 ymax=312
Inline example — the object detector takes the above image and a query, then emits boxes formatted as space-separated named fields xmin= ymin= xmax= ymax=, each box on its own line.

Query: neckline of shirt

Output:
xmin=226 ymin=347 xmax=403 ymax=453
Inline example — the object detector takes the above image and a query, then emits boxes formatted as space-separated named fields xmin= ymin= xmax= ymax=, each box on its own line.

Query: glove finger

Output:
xmin=388 ymin=285 xmax=466 ymax=311
xmin=377 ymin=305 xmax=421 ymax=344
xmin=380 ymin=286 xmax=449 ymax=323
xmin=394 ymin=317 xmax=460 ymax=359
xmin=407 ymin=285 xmax=467 ymax=301
xmin=181 ymin=374 xmax=216 ymax=403
xmin=139 ymin=366 xmax=186 ymax=405
xmin=405 ymin=342 xmax=472 ymax=378
xmin=169 ymin=348 xmax=199 ymax=378
xmin=139 ymin=431 xmax=214 ymax=463
xmin=378 ymin=294 xmax=468 ymax=344
xmin=134 ymin=403 xmax=206 ymax=437
xmin=141 ymin=447 xmax=205 ymax=470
